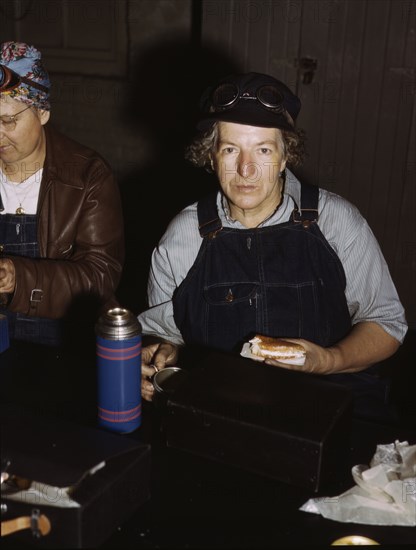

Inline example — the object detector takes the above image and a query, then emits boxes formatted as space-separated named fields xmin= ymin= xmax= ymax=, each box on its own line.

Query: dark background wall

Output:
xmin=1 ymin=0 xmax=415 ymax=328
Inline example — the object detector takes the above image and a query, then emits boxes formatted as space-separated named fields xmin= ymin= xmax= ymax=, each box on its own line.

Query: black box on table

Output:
xmin=164 ymin=349 xmax=353 ymax=492
xmin=1 ymin=406 xmax=150 ymax=548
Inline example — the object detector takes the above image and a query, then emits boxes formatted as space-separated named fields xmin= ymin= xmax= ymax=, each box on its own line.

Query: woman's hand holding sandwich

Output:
xmin=262 ymin=323 xmax=400 ymax=375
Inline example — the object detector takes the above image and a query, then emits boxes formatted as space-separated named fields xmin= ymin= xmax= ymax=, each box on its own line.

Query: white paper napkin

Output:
xmin=300 ymin=440 xmax=416 ymax=526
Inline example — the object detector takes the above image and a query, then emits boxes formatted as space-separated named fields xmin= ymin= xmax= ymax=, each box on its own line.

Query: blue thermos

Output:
xmin=95 ymin=308 xmax=142 ymax=433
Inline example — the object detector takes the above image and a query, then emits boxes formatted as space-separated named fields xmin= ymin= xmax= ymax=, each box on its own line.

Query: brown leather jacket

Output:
xmin=5 ymin=124 xmax=124 ymax=319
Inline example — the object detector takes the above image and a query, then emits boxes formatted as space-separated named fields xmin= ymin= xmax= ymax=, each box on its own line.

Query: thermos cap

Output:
xmin=95 ymin=307 xmax=141 ymax=340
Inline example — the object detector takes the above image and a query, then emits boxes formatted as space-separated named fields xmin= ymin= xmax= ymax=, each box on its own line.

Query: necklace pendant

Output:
xmin=16 ymin=206 xmax=25 ymax=215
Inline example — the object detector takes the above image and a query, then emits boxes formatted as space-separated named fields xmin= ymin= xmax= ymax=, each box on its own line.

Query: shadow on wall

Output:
xmin=116 ymin=38 xmax=242 ymax=315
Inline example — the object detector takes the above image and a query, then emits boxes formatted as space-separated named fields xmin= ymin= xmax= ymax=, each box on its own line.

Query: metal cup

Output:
xmin=152 ymin=366 xmax=187 ymax=408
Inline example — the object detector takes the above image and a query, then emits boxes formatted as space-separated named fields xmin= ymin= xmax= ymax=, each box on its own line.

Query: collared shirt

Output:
xmin=138 ymin=170 xmax=407 ymax=345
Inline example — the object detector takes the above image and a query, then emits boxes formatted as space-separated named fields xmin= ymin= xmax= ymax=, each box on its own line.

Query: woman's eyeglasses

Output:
xmin=0 ymin=105 xmax=32 ymax=131
xmin=211 ymin=83 xmax=285 ymax=113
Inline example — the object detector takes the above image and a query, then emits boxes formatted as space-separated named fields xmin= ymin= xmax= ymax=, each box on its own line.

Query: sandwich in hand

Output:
xmin=241 ymin=334 xmax=306 ymax=366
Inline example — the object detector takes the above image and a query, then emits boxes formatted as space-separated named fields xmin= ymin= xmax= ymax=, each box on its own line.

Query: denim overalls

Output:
xmin=174 ymin=183 xmax=352 ymax=351
xmin=0 ymin=208 xmax=62 ymax=346
xmin=173 ymin=183 xmax=395 ymax=421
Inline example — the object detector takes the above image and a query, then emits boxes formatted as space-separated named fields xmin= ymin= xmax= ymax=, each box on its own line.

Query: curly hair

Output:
xmin=185 ymin=122 xmax=307 ymax=171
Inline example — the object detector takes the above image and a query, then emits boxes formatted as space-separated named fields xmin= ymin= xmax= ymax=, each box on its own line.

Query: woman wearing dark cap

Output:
xmin=138 ymin=72 xmax=407 ymax=419
xmin=0 ymin=42 xmax=124 ymax=347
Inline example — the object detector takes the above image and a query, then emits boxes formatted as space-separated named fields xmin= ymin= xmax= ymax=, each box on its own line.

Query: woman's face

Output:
xmin=212 ymin=122 xmax=287 ymax=227
xmin=0 ymin=95 xmax=49 ymax=173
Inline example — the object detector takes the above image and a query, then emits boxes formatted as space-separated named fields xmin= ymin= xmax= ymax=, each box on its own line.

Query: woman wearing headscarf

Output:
xmin=0 ymin=42 xmax=124 ymax=347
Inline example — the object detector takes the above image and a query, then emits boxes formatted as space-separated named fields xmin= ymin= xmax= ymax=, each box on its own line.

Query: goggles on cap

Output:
xmin=211 ymin=82 xmax=285 ymax=114
xmin=0 ymin=64 xmax=49 ymax=94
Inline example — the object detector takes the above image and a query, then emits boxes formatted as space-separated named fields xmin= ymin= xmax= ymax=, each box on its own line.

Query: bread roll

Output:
xmin=241 ymin=334 xmax=306 ymax=365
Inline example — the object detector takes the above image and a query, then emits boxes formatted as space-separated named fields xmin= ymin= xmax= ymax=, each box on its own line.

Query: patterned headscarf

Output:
xmin=0 ymin=41 xmax=51 ymax=110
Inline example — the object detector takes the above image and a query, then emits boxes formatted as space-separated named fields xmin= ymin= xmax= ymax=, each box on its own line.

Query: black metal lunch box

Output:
xmin=1 ymin=405 xmax=151 ymax=548
xmin=164 ymin=349 xmax=353 ymax=493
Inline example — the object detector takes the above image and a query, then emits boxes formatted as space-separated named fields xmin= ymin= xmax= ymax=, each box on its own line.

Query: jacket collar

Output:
xmin=43 ymin=124 xmax=85 ymax=189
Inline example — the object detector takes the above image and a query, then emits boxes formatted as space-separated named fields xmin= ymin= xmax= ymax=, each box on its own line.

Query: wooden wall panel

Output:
xmin=393 ymin=100 xmax=416 ymax=324
xmin=267 ymin=0 xmax=302 ymax=88
xmin=310 ymin=0 xmax=349 ymax=193
xmin=202 ymin=0 xmax=302 ymax=77
xmin=0 ymin=0 xmax=128 ymax=77
xmin=328 ymin=0 xmax=368 ymax=201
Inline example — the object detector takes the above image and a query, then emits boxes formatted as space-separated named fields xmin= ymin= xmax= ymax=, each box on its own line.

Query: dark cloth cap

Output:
xmin=197 ymin=72 xmax=301 ymax=132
